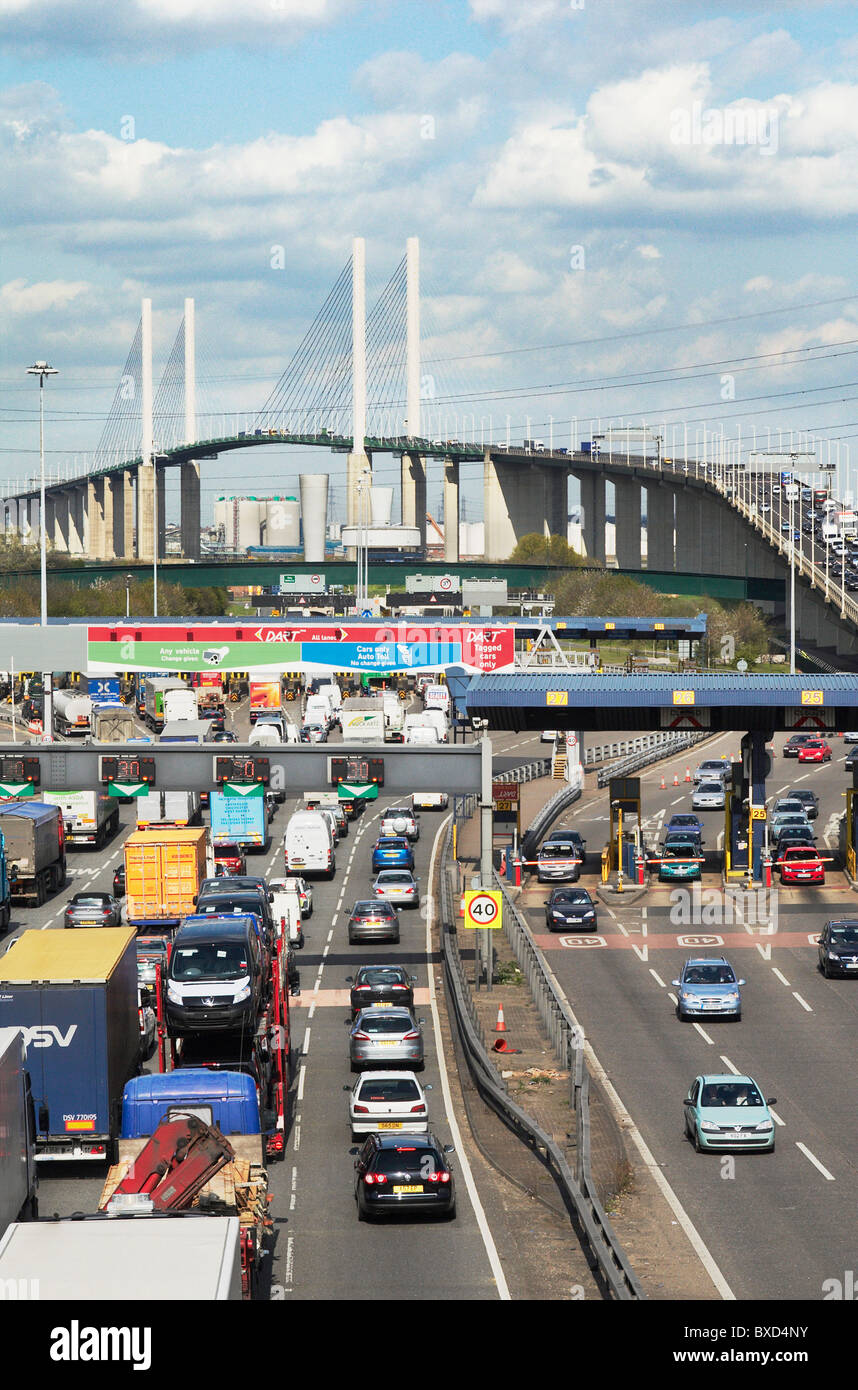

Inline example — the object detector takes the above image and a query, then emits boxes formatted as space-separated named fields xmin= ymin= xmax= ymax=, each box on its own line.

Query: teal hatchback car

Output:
xmin=683 ymin=1074 xmax=776 ymax=1153
xmin=659 ymin=839 xmax=702 ymax=882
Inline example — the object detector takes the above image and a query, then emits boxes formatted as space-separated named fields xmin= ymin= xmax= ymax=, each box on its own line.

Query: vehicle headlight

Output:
xmin=699 ymin=1120 xmax=721 ymax=1132
xmin=234 ymin=984 xmax=251 ymax=1003
xmin=681 ymin=991 xmax=696 ymax=1001
xmin=723 ymin=992 xmax=739 ymax=1001
xmin=166 ymin=982 xmax=182 ymax=1003
xmin=829 ymin=950 xmax=841 ymax=960
xmin=583 ymin=910 xmax=595 ymax=918
xmin=754 ymin=1120 xmax=774 ymax=1132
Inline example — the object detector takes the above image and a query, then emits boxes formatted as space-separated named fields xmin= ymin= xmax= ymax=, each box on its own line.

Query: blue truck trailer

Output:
xmin=0 ymin=928 xmax=140 ymax=1162
xmin=0 ymin=831 xmax=12 ymax=933
xmin=209 ymin=790 xmax=267 ymax=850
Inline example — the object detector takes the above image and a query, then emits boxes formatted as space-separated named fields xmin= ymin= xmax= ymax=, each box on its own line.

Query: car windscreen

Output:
xmin=358 ymin=968 xmax=407 ymax=985
xmin=684 ymin=966 xmax=735 ymax=984
xmin=783 ymin=849 xmax=818 ymax=861
xmin=357 ymin=1079 xmax=420 ymax=1102
xmin=358 ymin=1015 xmax=414 ymax=1034
xmin=551 ymin=891 xmax=590 ymax=904
xmin=197 ymin=896 xmax=263 ymax=914
xmin=539 ymin=843 xmax=577 ymax=858
xmin=353 ymin=902 xmax=395 ymax=917
xmin=829 ymin=927 xmax=858 ymax=944
xmin=701 ymin=1084 xmax=763 ymax=1108
xmin=71 ymin=895 xmax=110 ymax=906
xmin=697 ymin=783 xmax=723 ymax=794
xmin=171 ymin=942 xmax=249 ymax=980
xmin=664 ymin=843 xmax=697 ymax=858
xmin=376 ymin=872 xmax=412 ymax=884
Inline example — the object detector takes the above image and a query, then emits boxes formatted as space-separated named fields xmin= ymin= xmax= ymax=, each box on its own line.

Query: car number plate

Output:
xmin=377 ymin=1121 xmax=403 ymax=1129
xmin=393 ymin=1185 xmax=423 ymax=1194
xmin=81 ymin=919 xmax=100 ymax=925
xmin=847 ymin=963 xmax=858 ymax=969
xmin=373 ymin=1001 xmax=394 ymax=1007
xmin=376 ymin=1039 xmax=399 ymax=1045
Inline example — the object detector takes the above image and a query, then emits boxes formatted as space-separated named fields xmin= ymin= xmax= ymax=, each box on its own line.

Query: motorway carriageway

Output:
xmin=0 ymin=706 xmax=549 ymax=1302
xmin=520 ymin=728 xmax=858 ymax=1301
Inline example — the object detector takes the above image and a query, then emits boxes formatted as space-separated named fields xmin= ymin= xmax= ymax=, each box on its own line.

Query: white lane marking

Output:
xmin=615 ymin=921 xmax=629 ymax=937
xmin=719 ymin=1055 xmax=740 ymax=1075
xmin=604 ymin=907 xmax=617 ymax=921
xmin=671 ymin=797 xmax=683 ymax=806
xmin=796 ymin=1142 xmax=835 ymax=1181
xmin=326 ymin=929 xmax=334 ymax=943
xmin=307 ymin=1001 xmax=316 ymax=1020
xmin=692 ymin=1023 xmax=715 ymax=1045
xmin=297 ymin=1065 xmax=306 ymax=1103
xmin=667 ymin=992 xmax=678 ymax=1006
xmin=649 ymin=968 xmax=666 ymax=987
xmin=772 ymin=967 xmax=791 ymax=987
xmin=793 ymin=991 xmax=813 ymax=1013
xmin=293 ymin=1121 xmax=301 ymax=1153
xmin=769 ymin=1108 xmax=785 ymax=1128
xmin=632 ymin=944 xmax=648 ymax=962
xmin=756 ymin=943 xmax=772 ymax=961
xmin=302 ymin=1028 xmax=311 ymax=1055
xmin=425 ymin=813 xmax=510 ymax=1301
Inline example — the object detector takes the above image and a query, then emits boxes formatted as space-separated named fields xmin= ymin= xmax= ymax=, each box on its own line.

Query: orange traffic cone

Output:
xmin=493 ymin=1038 xmax=522 ymax=1054
xmin=660 ymin=776 xmax=666 ymax=790
xmin=684 ymin=767 xmax=692 ymax=782
xmin=673 ymin=773 xmax=679 ymax=787
xmin=494 ymin=1004 xmax=507 ymax=1033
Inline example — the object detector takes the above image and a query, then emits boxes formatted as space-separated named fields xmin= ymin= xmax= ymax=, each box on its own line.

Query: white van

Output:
xmin=249 ymin=723 xmax=282 ymax=746
xmin=423 ymin=684 xmax=450 ymax=715
xmin=317 ymin=682 xmax=342 ymax=713
xmin=283 ymin=810 xmax=335 ymax=878
xmin=305 ymin=694 xmax=334 ymax=729
xmin=420 ymin=709 xmax=449 ymax=743
xmin=405 ymin=725 xmax=440 ymax=746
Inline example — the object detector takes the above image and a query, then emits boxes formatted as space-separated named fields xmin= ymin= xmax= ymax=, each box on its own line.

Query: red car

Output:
xmin=776 ymin=846 xmax=825 ymax=884
xmin=797 ymin=739 xmax=832 ymax=763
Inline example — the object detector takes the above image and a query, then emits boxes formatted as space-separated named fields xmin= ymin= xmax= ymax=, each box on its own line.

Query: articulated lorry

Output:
xmin=0 ymin=804 xmax=66 ymax=906
xmin=210 ymin=790 xmax=267 ymax=850
xmin=250 ymin=679 xmax=282 ymax=724
xmin=0 ymin=1215 xmax=243 ymax=1300
xmin=52 ymin=689 xmax=92 ymax=737
xmin=0 ymin=928 xmax=139 ymax=1162
xmin=42 ymin=791 xmax=120 ymax=849
xmin=339 ymin=698 xmax=385 ymax=744
xmin=142 ymin=677 xmax=187 ymax=732
xmin=92 ymin=703 xmax=137 ymax=742
xmin=124 ymin=827 xmax=208 ymax=931
xmin=0 ymin=1029 xmax=39 ymax=1231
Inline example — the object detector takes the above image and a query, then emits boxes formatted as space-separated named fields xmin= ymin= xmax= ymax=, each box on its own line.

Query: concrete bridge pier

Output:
xmin=52 ymin=492 xmax=70 ymax=553
xmin=158 ymin=471 xmax=167 ymax=560
xmin=180 ymin=461 xmax=201 ymax=561
xmin=87 ymin=476 xmax=115 ymax=560
xmin=109 ymin=471 xmax=134 ymax=559
xmin=444 ymin=456 xmax=459 ymax=563
xmin=674 ymin=490 xmax=703 ymax=572
xmin=137 ymin=462 xmax=154 ymax=562
xmin=484 ymin=452 xmax=569 ymax=561
xmin=614 ymin=477 xmax=642 ymax=568
xmin=645 ymin=483 xmax=674 ymax=570
xmin=401 ymin=452 xmax=427 ymax=552
xmin=576 ymin=470 xmax=606 ymax=564
xmin=67 ymin=485 xmax=86 ymax=556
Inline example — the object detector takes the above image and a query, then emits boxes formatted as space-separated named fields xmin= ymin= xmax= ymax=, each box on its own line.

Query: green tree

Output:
xmin=509 ymin=532 xmax=585 ymax=566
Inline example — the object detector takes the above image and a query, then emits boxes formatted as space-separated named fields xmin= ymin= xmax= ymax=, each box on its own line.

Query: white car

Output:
xmin=843 ymin=733 xmax=858 ymax=743
xmin=380 ymin=807 xmax=419 ymax=841
xmin=347 ymin=1070 xmax=431 ymax=1139
xmin=691 ymin=780 xmax=725 ymax=811
xmin=412 ymin=792 xmax=449 ymax=811
xmin=540 ymin=730 xmax=558 ymax=744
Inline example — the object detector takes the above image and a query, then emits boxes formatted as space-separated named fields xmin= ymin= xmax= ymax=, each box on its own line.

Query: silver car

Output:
xmin=346 ymin=1070 xmax=431 ymax=1139
xmin=349 ymin=1008 xmax=425 ymax=1071
xmin=693 ymin=760 xmax=731 ymax=786
xmin=691 ymin=780 xmax=725 ymax=811
xmin=372 ymin=869 xmax=420 ymax=909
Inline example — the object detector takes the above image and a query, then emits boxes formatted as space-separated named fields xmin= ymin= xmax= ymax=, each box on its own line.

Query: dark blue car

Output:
xmin=371 ymin=836 xmax=415 ymax=872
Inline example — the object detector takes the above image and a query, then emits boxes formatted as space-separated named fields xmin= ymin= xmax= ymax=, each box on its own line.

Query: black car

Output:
xmin=346 ymin=964 xmax=417 ymax=1017
xmin=545 ymin=887 xmax=597 ymax=932
xmin=787 ymin=788 xmax=819 ymax=820
xmin=209 ymin=729 xmax=238 ymax=743
xmin=347 ymin=900 xmax=400 ymax=945
xmin=818 ymin=920 xmax=858 ymax=978
xmin=783 ymin=734 xmax=817 ymax=757
xmin=353 ymin=1132 xmax=456 ymax=1222
xmin=113 ymin=864 xmax=126 ymax=897
xmin=773 ymin=826 xmax=815 ymax=854
xmin=194 ymin=888 xmax=276 ymax=948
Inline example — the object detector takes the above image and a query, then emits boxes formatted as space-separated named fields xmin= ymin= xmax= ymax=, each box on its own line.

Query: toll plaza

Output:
xmin=452 ymin=673 xmax=858 ymax=886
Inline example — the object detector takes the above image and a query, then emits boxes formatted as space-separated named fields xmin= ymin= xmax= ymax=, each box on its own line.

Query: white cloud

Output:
xmin=638 ymin=244 xmax=661 ymax=259
xmin=0 ymin=276 xmax=90 ymax=315
xmin=0 ymin=0 xmax=357 ymax=54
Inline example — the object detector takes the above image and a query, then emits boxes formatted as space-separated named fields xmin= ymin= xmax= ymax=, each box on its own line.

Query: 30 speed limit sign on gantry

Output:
xmin=463 ymin=889 xmax=503 ymax=929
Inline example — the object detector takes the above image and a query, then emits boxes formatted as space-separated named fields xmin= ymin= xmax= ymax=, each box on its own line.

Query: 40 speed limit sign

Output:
xmin=463 ymin=889 xmax=503 ymax=929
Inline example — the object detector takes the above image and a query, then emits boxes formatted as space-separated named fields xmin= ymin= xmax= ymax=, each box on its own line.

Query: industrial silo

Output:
xmin=265 ymin=497 xmax=300 ymax=548
xmin=299 ymin=475 xmax=329 ymax=563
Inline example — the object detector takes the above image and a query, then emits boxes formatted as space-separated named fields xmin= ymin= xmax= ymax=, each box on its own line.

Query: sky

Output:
xmin=3 ymin=0 xmax=858 ymax=526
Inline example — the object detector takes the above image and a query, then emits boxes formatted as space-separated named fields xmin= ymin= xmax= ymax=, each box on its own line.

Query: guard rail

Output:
xmin=438 ymin=828 xmax=643 ymax=1300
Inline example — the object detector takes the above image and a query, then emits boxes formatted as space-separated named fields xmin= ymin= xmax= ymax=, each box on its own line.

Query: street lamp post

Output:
xmin=125 ymin=573 xmax=133 ymax=619
xmin=26 ymin=361 xmax=57 ymax=626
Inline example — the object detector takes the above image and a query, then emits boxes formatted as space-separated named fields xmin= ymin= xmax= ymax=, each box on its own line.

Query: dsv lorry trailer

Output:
xmin=0 ymin=929 xmax=139 ymax=1162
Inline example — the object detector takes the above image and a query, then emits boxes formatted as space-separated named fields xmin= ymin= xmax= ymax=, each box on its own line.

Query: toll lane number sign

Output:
xmin=463 ymin=890 xmax=502 ymax=930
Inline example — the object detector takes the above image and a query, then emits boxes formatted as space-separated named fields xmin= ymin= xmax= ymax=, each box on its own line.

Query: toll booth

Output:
xmin=844 ymin=770 xmax=858 ymax=879
xmin=726 ymin=733 xmax=772 ymax=882
xmin=492 ymin=781 xmax=520 ymax=873
xmin=608 ymin=776 xmax=642 ymax=878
